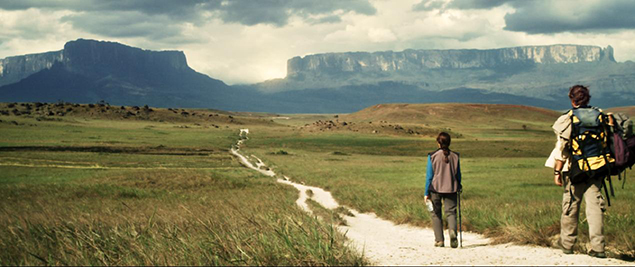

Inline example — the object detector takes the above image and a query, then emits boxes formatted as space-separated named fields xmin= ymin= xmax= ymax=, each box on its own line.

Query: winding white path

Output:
xmin=231 ymin=129 xmax=631 ymax=266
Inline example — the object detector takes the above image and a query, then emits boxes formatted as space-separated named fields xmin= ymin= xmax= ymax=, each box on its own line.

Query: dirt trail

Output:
xmin=232 ymin=129 xmax=631 ymax=266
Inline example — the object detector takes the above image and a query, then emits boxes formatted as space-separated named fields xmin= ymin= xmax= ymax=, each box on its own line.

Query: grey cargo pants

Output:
xmin=430 ymin=192 xmax=457 ymax=243
xmin=560 ymin=174 xmax=606 ymax=253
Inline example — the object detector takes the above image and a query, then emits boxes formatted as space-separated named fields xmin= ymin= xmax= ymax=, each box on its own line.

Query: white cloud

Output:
xmin=0 ymin=9 xmax=75 ymax=56
xmin=368 ymin=28 xmax=397 ymax=43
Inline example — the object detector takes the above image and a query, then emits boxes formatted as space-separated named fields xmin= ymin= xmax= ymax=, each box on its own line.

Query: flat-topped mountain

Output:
xmin=0 ymin=39 xmax=249 ymax=109
xmin=62 ymin=39 xmax=190 ymax=78
xmin=254 ymin=44 xmax=634 ymax=110
xmin=0 ymin=51 xmax=65 ymax=87
xmin=288 ymin=45 xmax=614 ymax=77
xmin=273 ymin=44 xmax=625 ymax=92
xmin=1 ymin=40 xmax=634 ymax=113
xmin=0 ymin=39 xmax=191 ymax=87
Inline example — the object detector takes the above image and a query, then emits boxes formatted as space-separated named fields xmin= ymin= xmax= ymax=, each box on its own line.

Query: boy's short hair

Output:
xmin=568 ymin=85 xmax=591 ymax=107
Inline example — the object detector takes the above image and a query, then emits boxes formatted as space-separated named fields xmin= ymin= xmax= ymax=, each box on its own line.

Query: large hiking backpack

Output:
xmin=567 ymin=107 xmax=615 ymax=184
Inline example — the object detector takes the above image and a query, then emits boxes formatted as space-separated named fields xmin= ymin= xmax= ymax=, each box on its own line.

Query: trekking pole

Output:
xmin=458 ymin=190 xmax=462 ymax=248
xmin=602 ymin=179 xmax=611 ymax=207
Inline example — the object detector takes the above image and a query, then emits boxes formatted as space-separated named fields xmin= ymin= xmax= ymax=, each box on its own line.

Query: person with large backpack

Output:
xmin=424 ymin=132 xmax=462 ymax=248
xmin=546 ymin=85 xmax=611 ymax=258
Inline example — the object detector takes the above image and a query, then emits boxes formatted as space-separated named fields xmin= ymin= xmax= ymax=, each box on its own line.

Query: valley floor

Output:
xmin=2 ymin=102 xmax=633 ymax=265
xmin=234 ymin=129 xmax=632 ymax=266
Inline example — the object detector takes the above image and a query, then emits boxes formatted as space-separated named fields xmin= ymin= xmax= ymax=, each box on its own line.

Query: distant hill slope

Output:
xmin=344 ymin=103 xmax=560 ymax=131
xmin=242 ymin=83 xmax=564 ymax=113
xmin=608 ymin=106 xmax=635 ymax=117
xmin=0 ymin=101 xmax=277 ymax=126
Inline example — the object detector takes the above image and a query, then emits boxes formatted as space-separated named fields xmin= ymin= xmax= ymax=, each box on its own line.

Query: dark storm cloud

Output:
xmin=503 ymin=1 xmax=635 ymax=34
xmin=60 ymin=11 xmax=183 ymax=39
xmin=0 ymin=0 xmax=218 ymax=43
xmin=0 ymin=0 xmax=216 ymax=22
xmin=0 ymin=0 xmax=375 ymax=43
xmin=412 ymin=0 xmax=635 ymax=34
xmin=0 ymin=0 xmax=376 ymax=27
xmin=1 ymin=1 xmax=214 ymax=14
xmin=216 ymin=1 xmax=290 ymax=26
xmin=215 ymin=0 xmax=376 ymax=26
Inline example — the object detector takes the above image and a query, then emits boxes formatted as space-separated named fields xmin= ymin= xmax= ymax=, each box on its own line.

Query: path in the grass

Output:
xmin=232 ymin=129 xmax=631 ymax=266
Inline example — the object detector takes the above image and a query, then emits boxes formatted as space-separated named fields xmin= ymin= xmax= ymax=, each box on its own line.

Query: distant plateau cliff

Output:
xmin=1 ymin=40 xmax=634 ymax=113
xmin=0 ymin=39 xmax=235 ymax=109
xmin=0 ymin=39 xmax=189 ymax=87
xmin=287 ymin=45 xmax=615 ymax=77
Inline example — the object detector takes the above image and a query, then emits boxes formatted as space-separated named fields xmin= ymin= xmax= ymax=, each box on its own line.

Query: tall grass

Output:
xmin=0 ymin=169 xmax=365 ymax=266
xmin=0 ymin=115 xmax=365 ymax=266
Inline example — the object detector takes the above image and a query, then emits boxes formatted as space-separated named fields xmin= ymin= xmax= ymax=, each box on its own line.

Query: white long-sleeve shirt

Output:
xmin=545 ymin=114 xmax=571 ymax=171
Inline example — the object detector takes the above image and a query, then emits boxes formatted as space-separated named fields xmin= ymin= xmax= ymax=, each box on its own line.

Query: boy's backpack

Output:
xmin=567 ymin=107 xmax=614 ymax=184
xmin=613 ymin=113 xmax=634 ymax=139
xmin=610 ymin=113 xmax=635 ymax=187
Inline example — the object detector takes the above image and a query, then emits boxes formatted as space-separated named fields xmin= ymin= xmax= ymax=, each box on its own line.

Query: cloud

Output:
xmin=60 ymin=11 xmax=191 ymax=41
xmin=413 ymin=0 xmax=635 ymax=34
xmin=0 ymin=0 xmax=215 ymax=21
xmin=447 ymin=0 xmax=514 ymax=10
xmin=503 ymin=0 xmax=635 ymax=34
xmin=214 ymin=0 xmax=376 ymax=27
xmin=412 ymin=0 xmax=447 ymax=11
xmin=0 ymin=0 xmax=376 ymax=27
xmin=0 ymin=0 xmax=377 ymax=47
xmin=368 ymin=28 xmax=397 ymax=43
xmin=0 ymin=0 xmax=216 ymax=45
xmin=0 ymin=9 xmax=63 ymax=41
xmin=412 ymin=0 xmax=516 ymax=12
xmin=2 ymin=0 xmax=635 ymax=86
xmin=308 ymin=15 xmax=342 ymax=25
xmin=215 ymin=1 xmax=290 ymax=26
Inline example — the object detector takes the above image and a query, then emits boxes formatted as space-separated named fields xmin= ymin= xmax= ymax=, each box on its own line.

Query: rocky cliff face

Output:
xmin=0 ymin=39 xmax=191 ymax=87
xmin=0 ymin=39 xmax=233 ymax=109
xmin=287 ymin=45 xmax=615 ymax=77
xmin=62 ymin=39 xmax=190 ymax=77
xmin=0 ymin=50 xmax=64 ymax=86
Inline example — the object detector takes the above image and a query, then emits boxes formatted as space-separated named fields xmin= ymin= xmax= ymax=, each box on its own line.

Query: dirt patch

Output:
xmin=299 ymin=119 xmax=443 ymax=137
xmin=0 ymin=145 xmax=221 ymax=156
xmin=0 ymin=101 xmax=277 ymax=126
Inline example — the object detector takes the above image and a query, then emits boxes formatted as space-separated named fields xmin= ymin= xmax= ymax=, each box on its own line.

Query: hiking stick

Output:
xmin=458 ymin=191 xmax=462 ymax=248
xmin=602 ymin=179 xmax=611 ymax=207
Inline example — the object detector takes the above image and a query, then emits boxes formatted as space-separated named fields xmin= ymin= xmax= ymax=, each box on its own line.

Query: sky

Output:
xmin=1 ymin=0 xmax=635 ymax=85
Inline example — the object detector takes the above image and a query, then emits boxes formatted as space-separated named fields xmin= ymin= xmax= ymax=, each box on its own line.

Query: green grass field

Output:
xmin=241 ymin=104 xmax=635 ymax=259
xmin=0 ymin=103 xmax=365 ymax=266
xmin=1 ymin=102 xmax=633 ymax=264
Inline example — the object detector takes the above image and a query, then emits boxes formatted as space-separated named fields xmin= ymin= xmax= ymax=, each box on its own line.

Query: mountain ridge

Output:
xmin=1 ymin=39 xmax=634 ymax=113
xmin=288 ymin=44 xmax=615 ymax=78
xmin=0 ymin=39 xmax=237 ymax=109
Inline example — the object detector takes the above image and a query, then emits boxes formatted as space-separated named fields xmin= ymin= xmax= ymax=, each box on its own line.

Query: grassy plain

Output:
xmin=1 ymin=102 xmax=633 ymax=264
xmin=0 ymin=103 xmax=364 ymax=266
xmin=243 ymin=104 xmax=635 ymax=259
